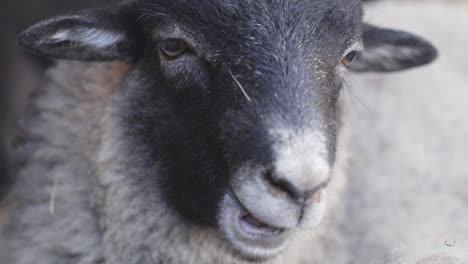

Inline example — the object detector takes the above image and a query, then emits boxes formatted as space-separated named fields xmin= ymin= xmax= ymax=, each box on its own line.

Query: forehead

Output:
xmin=139 ymin=0 xmax=363 ymax=60
xmin=139 ymin=0 xmax=362 ymax=19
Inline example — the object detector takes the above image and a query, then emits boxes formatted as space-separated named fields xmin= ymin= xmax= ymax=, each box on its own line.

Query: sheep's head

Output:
xmin=19 ymin=0 xmax=437 ymax=261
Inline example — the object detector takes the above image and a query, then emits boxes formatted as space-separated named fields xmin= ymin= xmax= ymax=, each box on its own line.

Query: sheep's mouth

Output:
xmin=239 ymin=209 xmax=285 ymax=237
xmin=219 ymin=191 xmax=291 ymax=261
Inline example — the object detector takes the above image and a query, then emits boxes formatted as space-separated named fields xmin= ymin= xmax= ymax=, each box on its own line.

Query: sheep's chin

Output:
xmin=218 ymin=191 xmax=292 ymax=261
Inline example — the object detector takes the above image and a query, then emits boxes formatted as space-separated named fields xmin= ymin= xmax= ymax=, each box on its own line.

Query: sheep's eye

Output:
xmin=341 ymin=50 xmax=360 ymax=66
xmin=159 ymin=39 xmax=189 ymax=58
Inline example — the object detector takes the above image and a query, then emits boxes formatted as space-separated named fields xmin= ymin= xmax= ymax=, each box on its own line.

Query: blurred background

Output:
xmin=0 ymin=0 xmax=467 ymax=262
xmin=337 ymin=0 xmax=468 ymax=262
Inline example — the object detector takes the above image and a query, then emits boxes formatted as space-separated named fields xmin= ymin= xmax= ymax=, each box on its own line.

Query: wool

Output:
xmin=0 ymin=61 xmax=347 ymax=264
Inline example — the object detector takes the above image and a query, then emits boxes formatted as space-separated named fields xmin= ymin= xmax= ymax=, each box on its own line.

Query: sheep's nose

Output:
xmin=263 ymin=169 xmax=325 ymax=205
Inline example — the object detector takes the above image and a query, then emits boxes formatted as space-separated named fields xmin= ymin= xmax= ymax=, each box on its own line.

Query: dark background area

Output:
xmin=0 ymin=0 xmax=115 ymax=198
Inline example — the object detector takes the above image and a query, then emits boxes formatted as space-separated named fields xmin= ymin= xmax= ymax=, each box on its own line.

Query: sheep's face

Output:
xmin=133 ymin=1 xmax=364 ymax=259
xmin=19 ymin=0 xmax=437 ymax=261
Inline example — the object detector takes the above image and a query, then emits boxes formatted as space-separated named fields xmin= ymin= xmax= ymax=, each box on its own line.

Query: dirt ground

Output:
xmin=336 ymin=1 xmax=468 ymax=263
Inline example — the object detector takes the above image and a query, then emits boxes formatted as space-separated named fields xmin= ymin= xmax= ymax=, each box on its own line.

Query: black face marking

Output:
xmin=117 ymin=0 xmax=364 ymax=224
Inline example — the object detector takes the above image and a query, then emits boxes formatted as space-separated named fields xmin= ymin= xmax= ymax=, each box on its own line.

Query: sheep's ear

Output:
xmin=350 ymin=24 xmax=438 ymax=72
xmin=18 ymin=2 xmax=144 ymax=62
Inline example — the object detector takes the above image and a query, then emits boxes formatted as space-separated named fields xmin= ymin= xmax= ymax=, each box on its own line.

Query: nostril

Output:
xmin=263 ymin=169 xmax=327 ymax=204
xmin=264 ymin=169 xmax=305 ymax=202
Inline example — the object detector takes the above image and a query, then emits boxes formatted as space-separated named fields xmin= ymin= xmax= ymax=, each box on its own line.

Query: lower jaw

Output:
xmin=230 ymin=217 xmax=291 ymax=261
xmin=221 ymin=193 xmax=292 ymax=261
xmin=236 ymin=230 xmax=290 ymax=259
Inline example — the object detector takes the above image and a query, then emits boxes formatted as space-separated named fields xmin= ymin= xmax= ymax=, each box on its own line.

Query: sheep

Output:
xmin=0 ymin=0 xmax=437 ymax=263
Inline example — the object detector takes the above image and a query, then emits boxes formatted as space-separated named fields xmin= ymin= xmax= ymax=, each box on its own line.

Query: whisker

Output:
xmin=343 ymin=74 xmax=371 ymax=113
xmin=229 ymin=70 xmax=252 ymax=102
